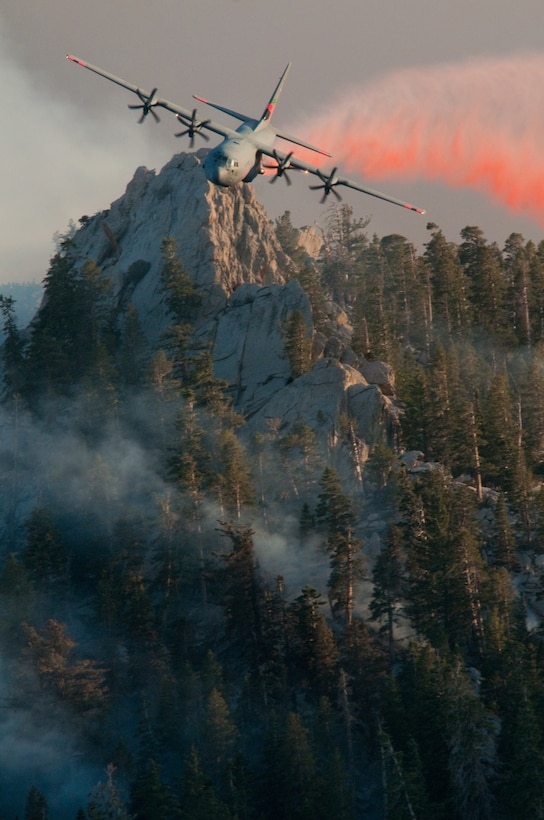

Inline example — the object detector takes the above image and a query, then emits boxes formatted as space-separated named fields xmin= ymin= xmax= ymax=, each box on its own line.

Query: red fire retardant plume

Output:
xmin=293 ymin=54 xmax=544 ymax=222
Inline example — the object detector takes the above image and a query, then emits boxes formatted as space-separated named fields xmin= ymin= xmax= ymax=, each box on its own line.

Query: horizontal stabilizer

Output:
xmin=193 ymin=95 xmax=252 ymax=124
xmin=276 ymin=131 xmax=332 ymax=158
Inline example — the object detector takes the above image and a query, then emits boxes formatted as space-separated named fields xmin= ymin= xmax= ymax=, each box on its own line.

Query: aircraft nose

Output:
xmin=216 ymin=168 xmax=230 ymax=186
xmin=203 ymin=155 xmax=218 ymax=184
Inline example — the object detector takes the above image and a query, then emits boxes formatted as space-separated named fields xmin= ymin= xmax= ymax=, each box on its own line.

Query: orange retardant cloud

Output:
xmin=289 ymin=54 xmax=544 ymax=222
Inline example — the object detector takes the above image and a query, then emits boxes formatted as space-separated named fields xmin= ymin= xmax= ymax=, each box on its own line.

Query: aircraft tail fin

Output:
xmin=260 ymin=62 xmax=292 ymax=123
xmin=192 ymin=63 xmax=292 ymax=126
xmin=259 ymin=63 xmax=332 ymax=157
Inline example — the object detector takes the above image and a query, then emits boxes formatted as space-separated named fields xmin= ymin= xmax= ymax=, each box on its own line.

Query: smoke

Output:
xmin=0 ymin=27 xmax=171 ymax=284
xmin=0 ymin=699 xmax=102 ymax=818
xmin=294 ymin=53 xmax=544 ymax=224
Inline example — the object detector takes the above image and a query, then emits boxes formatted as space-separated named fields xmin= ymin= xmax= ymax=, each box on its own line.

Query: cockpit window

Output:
xmin=213 ymin=154 xmax=239 ymax=170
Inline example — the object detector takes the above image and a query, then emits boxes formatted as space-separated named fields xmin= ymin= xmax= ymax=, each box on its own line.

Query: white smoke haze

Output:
xmin=294 ymin=53 xmax=544 ymax=223
xmin=253 ymin=523 xmax=330 ymax=598
xmin=0 ymin=704 xmax=102 ymax=818
xmin=0 ymin=399 xmax=171 ymax=557
xmin=0 ymin=30 xmax=172 ymax=284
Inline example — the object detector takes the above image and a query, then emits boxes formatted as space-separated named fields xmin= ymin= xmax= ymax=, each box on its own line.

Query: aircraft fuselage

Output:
xmin=203 ymin=121 xmax=276 ymax=186
xmin=65 ymin=54 xmax=426 ymax=215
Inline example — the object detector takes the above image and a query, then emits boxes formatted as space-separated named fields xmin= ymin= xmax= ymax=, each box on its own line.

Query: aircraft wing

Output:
xmin=66 ymin=55 xmax=239 ymax=140
xmin=258 ymin=143 xmax=425 ymax=214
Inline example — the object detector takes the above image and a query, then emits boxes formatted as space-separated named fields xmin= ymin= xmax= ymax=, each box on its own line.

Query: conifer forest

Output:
xmin=4 ymin=207 xmax=544 ymax=818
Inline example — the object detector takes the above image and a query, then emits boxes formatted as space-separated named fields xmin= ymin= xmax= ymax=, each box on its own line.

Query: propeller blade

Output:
xmin=174 ymin=110 xmax=211 ymax=145
xmin=264 ymin=151 xmax=294 ymax=185
xmin=309 ymin=168 xmax=342 ymax=203
xmin=128 ymin=88 xmax=160 ymax=123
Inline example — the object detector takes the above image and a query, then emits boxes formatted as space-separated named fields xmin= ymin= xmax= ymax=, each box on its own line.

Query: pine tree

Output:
xmin=316 ymin=467 xmax=364 ymax=625
xmin=424 ymin=342 xmax=454 ymax=464
xmin=85 ymin=764 xmax=131 ymax=820
xmin=393 ymin=644 xmax=452 ymax=812
xmin=296 ymin=264 xmax=329 ymax=333
xmin=518 ymin=353 xmax=544 ymax=472
xmin=202 ymin=688 xmax=238 ymax=770
xmin=25 ymin=253 xmax=80 ymax=395
xmin=214 ymin=523 xmax=262 ymax=656
xmin=503 ymin=232 xmax=532 ymax=347
xmin=0 ymin=294 xmax=26 ymax=395
xmin=380 ymin=233 xmax=429 ymax=353
xmin=23 ymin=620 xmax=108 ymax=711
xmin=445 ymin=662 xmax=496 ymax=820
xmin=212 ymin=429 xmax=254 ymax=518
xmin=459 ymin=226 xmax=509 ymax=342
xmin=0 ymin=553 xmax=35 ymax=649
xmin=378 ymin=728 xmax=423 ymax=820
xmin=490 ymin=493 xmax=518 ymax=569
xmin=396 ymin=350 xmax=431 ymax=454
xmin=159 ymin=236 xmax=200 ymax=323
xmin=498 ymin=679 xmax=544 ymax=818
xmin=289 ymin=585 xmax=338 ymax=697
xmin=118 ymin=302 xmax=149 ymax=386
xmin=321 ymin=203 xmax=368 ymax=306
xmin=480 ymin=373 xmax=519 ymax=492
xmin=424 ymin=223 xmax=471 ymax=339
xmin=24 ymin=786 xmax=48 ymax=820
xmin=274 ymin=210 xmax=301 ymax=260
xmin=261 ymin=711 xmax=319 ymax=820
xmin=316 ymin=467 xmax=355 ymax=534
xmin=22 ymin=507 xmax=69 ymax=595
xmin=370 ymin=525 xmax=405 ymax=662
xmin=404 ymin=473 xmax=487 ymax=653
xmin=179 ymin=747 xmax=232 ymax=820
xmin=530 ymin=240 xmax=544 ymax=344
xmin=327 ymin=528 xmax=365 ymax=625
xmin=277 ymin=422 xmax=321 ymax=500
xmin=283 ymin=309 xmax=313 ymax=377
xmin=130 ymin=759 xmax=177 ymax=820
xmin=355 ymin=236 xmax=390 ymax=358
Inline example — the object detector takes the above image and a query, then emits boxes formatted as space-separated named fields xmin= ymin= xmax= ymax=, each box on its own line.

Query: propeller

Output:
xmin=309 ymin=168 xmax=342 ymax=203
xmin=175 ymin=110 xmax=211 ymax=147
xmin=128 ymin=88 xmax=161 ymax=123
xmin=263 ymin=151 xmax=294 ymax=185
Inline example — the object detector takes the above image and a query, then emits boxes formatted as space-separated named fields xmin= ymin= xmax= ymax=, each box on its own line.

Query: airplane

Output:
xmin=66 ymin=55 xmax=425 ymax=215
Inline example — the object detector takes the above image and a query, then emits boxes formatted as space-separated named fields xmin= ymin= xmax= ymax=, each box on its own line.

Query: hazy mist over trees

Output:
xmin=3 ymin=205 xmax=544 ymax=817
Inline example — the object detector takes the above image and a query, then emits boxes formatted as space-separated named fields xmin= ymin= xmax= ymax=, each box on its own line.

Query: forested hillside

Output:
xmin=3 ymin=194 xmax=544 ymax=818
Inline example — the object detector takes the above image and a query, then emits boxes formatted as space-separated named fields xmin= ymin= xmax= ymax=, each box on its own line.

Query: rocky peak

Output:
xmin=50 ymin=151 xmax=397 ymax=468
xmin=68 ymin=150 xmax=294 ymax=339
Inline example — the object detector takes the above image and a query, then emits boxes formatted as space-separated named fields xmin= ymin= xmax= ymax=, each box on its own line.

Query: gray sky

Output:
xmin=2 ymin=0 xmax=544 ymax=283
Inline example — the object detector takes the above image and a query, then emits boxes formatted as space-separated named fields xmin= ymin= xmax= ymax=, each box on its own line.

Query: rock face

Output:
xmin=61 ymin=151 xmax=396 ymax=465
xmin=196 ymin=278 xmax=312 ymax=416
xmin=69 ymin=150 xmax=294 ymax=340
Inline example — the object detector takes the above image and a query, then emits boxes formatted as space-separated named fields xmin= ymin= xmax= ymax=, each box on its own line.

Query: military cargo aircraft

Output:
xmin=66 ymin=55 xmax=425 ymax=214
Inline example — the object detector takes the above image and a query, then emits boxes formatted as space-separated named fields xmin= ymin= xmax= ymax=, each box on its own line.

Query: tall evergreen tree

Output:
xmin=22 ymin=507 xmax=69 ymax=596
xmin=288 ymin=585 xmax=338 ymax=697
xmin=503 ymin=233 xmax=532 ymax=347
xmin=0 ymin=294 xmax=26 ymax=395
xmin=370 ymin=525 xmax=405 ymax=662
xmin=214 ymin=523 xmax=262 ymax=656
xmin=212 ymin=429 xmax=254 ymax=519
xmin=130 ymin=759 xmax=177 ymax=820
xmin=424 ymin=223 xmax=471 ymax=339
xmin=24 ymin=786 xmax=48 ymax=820
xmin=179 ymin=747 xmax=232 ymax=820
xmin=459 ymin=226 xmax=509 ymax=342
xmin=159 ymin=236 xmax=200 ymax=323
xmin=283 ymin=309 xmax=313 ymax=377
xmin=316 ymin=467 xmax=364 ymax=624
